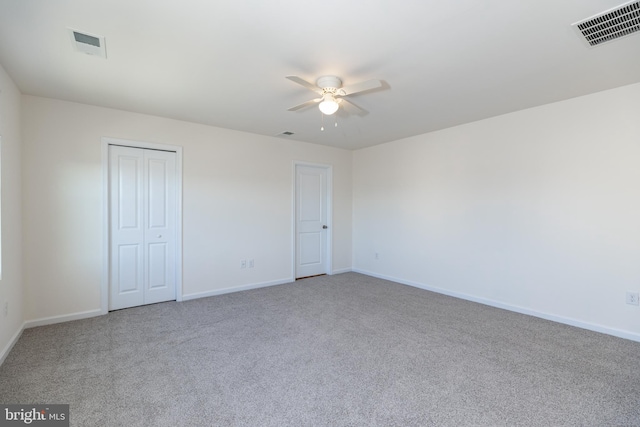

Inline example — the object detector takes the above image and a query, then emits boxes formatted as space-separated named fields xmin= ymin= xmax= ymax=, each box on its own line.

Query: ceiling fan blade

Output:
xmin=286 ymin=76 xmax=322 ymax=94
xmin=287 ymin=98 xmax=321 ymax=111
xmin=339 ymin=79 xmax=382 ymax=96
xmin=339 ymin=98 xmax=368 ymax=115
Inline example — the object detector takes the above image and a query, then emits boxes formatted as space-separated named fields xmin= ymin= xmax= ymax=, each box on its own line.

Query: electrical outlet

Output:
xmin=375 ymin=252 xmax=379 ymax=260
xmin=248 ymin=259 xmax=254 ymax=268
xmin=626 ymin=292 xmax=639 ymax=306
xmin=241 ymin=260 xmax=247 ymax=269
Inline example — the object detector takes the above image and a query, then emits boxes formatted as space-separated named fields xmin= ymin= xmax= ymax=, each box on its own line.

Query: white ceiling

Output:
xmin=1 ymin=0 xmax=639 ymax=150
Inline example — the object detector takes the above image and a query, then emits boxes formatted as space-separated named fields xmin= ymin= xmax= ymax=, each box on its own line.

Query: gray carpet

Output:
xmin=1 ymin=272 xmax=639 ymax=426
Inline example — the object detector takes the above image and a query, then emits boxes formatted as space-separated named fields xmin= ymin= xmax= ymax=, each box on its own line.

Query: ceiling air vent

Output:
xmin=68 ymin=28 xmax=107 ymax=58
xmin=572 ymin=1 xmax=640 ymax=47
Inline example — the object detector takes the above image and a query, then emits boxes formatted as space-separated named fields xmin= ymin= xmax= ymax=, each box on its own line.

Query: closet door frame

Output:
xmin=101 ymin=137 xmax=183 ymax=314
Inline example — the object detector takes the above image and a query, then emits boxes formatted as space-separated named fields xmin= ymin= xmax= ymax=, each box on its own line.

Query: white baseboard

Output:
xmin=332 ymin=268 xmax=352 ymax=275
xmin=24 ymin=309 xmax=103 ymax=329
xmin=353 ymin=268 xmax=640 ymax=343
xmin=182 ymin=277 xmax=294 ymax=301
xmin=20 ymin=277 xmax=296 ymax=329
xmin=0 ymin=323 xmax=25 ymax=367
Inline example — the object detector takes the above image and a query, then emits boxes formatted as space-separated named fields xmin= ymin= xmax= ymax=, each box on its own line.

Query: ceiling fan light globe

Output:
xmin=319 ymin=99 xmax=339 ymax=115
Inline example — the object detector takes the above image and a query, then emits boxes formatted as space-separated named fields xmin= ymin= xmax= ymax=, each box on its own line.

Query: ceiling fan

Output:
xmin=286 ymin=75 xmax=382 ymax=115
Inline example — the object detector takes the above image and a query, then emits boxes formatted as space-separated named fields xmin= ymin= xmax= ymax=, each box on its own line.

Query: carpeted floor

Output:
xmin=1 ymin=272 xmax=639 ymax=426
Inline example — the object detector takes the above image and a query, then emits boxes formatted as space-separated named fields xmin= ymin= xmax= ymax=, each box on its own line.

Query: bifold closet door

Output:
xmin=109 ymin=145 xmax=177 ymax=310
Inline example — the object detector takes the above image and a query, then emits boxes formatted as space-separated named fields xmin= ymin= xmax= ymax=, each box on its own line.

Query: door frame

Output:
xmin=291 ymin=161 xmax=333 ymax=279
xmin=101 ymin=137 xmax=184 ymax=314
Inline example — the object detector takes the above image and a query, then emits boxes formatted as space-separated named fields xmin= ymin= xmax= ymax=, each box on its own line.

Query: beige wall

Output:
xmin=354 ymin=82 xmax=640 ymax=340
xmin=0 ymin=63 xmax=23 ymax=361
xmin=22 ymin=96 xmax=352 ymax=321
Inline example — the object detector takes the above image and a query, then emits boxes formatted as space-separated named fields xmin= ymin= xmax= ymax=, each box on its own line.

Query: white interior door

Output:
xmin=143 ymin=150 xmax=177 ymax=305
xmin=296 ymin=165 xmax=328 ymax=278
xmin=109 ymin=145 xmax=177 ymax=310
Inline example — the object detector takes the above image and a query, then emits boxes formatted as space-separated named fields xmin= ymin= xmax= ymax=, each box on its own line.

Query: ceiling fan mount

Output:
xmin=286 ymin=74 xmax=382 ymax=115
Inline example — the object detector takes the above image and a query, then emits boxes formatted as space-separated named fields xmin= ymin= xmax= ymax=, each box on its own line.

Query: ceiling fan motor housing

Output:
xmin=316 ymin=75 xmax=342 ymax=90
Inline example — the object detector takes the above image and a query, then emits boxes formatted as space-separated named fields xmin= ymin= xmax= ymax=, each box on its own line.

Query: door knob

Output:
xmin=322 ymin=225 xmax=328 ymax=229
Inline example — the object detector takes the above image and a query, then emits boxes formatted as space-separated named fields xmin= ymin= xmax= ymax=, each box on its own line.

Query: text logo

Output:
xmin=0 ymin=405 xmax=69 ymax=427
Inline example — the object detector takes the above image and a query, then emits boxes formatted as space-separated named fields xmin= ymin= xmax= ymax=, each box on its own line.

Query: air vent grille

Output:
xmin=573 ymin=1 xmax=640 ymax=47
xmin=73 ymin=32 xmax=100 ymax=47
xmin=68 ymin=28 xmax=107 ymax=58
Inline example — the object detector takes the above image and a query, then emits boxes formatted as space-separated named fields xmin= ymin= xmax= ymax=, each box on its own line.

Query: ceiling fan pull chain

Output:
xmin=320 ymin=112 xmax=325 ymax=131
